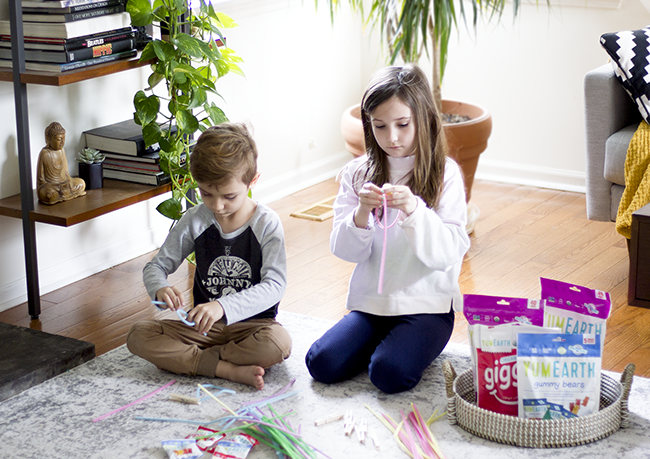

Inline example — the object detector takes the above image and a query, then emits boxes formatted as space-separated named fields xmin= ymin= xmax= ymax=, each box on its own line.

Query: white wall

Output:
xmin=0 ymin=0 xmax=648 ymax=312
xmin=0 ymin=0 xmax=365 ymax=312
xmin=438 ymin=0 xmax=650 ymax=191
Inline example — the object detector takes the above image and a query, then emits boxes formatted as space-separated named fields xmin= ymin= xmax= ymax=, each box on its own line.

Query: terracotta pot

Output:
xmin=340 ymin=104 xmax=366 ymax=157
xmin=340 ymin=100 xmax=491 ymax=202
xmin=442 ymin=100 xmax=492 ymax=202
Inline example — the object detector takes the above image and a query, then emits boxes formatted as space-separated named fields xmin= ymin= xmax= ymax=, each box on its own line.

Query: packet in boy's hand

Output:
xmin=540 ymin=278 xmax=611 ymax=352
xmin=517 ymin=333 xmax=601 ymax=419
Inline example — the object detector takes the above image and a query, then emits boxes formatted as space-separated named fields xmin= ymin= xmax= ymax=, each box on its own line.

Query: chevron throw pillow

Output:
xmin=601 ymin=26 xmax=650 ymax=123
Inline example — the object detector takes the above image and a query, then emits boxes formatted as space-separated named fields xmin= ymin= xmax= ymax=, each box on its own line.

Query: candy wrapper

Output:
xmin=517 ymin=333 xmax=601 ymax=419
xmin=185 ymin=426 xmax=225 ymax=454
xmin=162 ymin=439 xmax=203 ymax=459
xmin=213 ymin=433 xmax=258 ymax=459
xmin=540 ymin=278 xmax=611 ymax=352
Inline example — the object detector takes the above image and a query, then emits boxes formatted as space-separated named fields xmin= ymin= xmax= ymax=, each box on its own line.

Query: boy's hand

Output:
xmin=187 ymin=301 xmax=224 ymax=335
xmin=156 ymin=286 xmax=184 ymax=311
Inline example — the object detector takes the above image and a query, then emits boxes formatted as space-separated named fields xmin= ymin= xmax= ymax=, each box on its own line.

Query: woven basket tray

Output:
xmin=442 ymin=360 xmax=635 ymax=448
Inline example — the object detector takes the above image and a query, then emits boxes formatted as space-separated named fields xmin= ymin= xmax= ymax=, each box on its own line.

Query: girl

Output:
xmin=305 ymin=64 xmax=470 ymax=394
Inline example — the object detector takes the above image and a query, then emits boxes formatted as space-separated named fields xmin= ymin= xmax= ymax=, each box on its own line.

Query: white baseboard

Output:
xmin=475 ymin=159 xmax=586 ymax=194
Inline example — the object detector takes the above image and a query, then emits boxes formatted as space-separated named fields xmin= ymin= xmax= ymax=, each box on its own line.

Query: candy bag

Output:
xmin=517 ymin=333 xmax=601 ymax=419
xmin=464 ymin=294 xmax=544 ymax=391
xmin=540 ymin=278 xmax=611 ymax=352
xmin=474 ymin=323 xmax=559 ymax=416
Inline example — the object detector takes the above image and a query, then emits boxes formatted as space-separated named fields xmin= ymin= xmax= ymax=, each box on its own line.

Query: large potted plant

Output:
xmin=327 ymin=0 xmax=538 ymax=208
xmin=126 ymin=0 xmax=243 ymax=225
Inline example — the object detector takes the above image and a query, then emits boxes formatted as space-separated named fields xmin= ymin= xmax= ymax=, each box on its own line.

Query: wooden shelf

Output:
xmin=0 ymin=56 xmax=153 ymax=86
xmin=0 ymin=179 xmax=171 ymax=227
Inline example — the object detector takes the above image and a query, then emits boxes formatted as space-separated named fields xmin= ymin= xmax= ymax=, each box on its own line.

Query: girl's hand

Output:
xmin=187 ymin=301 xmax=224 ymax=335
xmin=354 ymin=182 xmax=383 ymax=228
xmin=382 ymin=184 xmax=418 ymax=216
xmin=156 ymin=286 xmax=184 ymax=311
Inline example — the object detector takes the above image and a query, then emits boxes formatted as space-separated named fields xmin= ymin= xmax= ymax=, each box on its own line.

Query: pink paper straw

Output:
xmin=92 ymin=379 xmax=176 ymax=423
xmin=376 ymin=193 xmax=399 ymax=294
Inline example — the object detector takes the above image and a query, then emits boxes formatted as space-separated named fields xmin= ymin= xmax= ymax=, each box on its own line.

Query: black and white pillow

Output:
xmin=601 ymin=26 xmax=650 ymax=123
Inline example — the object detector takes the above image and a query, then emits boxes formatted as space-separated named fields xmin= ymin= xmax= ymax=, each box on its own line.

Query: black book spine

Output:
xmin=57 ymin=49 xmax=135 ymax=71
xmin=64 ymin=29 xmax=135 ymax=51
xmin=23 ymin=0 xmax=123 ymax=14
xmin=66 ymin=37 xmax=135 ymax=62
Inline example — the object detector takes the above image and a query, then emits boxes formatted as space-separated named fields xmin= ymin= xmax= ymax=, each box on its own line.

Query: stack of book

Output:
xmin=83 ymin=119 xmax=172 ymax=186
xmin=0 ymin=0 xmax=137 ymax=73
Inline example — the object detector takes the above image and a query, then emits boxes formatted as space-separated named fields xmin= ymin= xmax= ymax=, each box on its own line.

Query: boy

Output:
xmin=127 ymin=123 xmax=291 ymax=390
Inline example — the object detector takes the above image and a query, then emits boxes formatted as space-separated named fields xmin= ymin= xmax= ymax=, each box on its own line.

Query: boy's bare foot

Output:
xmin=215 ymin=360 xmax=265 ymax=390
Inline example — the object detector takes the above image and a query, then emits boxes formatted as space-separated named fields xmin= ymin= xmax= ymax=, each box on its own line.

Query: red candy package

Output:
xmin=474 ymin=323 xmax=558 ymax=416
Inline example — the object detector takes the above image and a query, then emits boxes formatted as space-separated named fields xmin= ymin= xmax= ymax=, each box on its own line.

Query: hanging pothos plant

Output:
xmin=126 ymin=0 xmax=243 ymax=226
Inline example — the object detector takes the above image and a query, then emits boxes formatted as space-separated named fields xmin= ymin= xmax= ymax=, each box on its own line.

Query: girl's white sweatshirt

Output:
xmin=330 ymin=154 xmax=470 ymax=315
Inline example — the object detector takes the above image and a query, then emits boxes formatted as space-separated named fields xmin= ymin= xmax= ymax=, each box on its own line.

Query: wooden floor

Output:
xmin=1 ymin=179 xmax=648 ymax=377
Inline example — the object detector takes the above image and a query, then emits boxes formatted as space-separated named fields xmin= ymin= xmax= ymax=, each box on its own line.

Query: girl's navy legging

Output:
xmin=305 ymin=309 xmax=455 ymax=394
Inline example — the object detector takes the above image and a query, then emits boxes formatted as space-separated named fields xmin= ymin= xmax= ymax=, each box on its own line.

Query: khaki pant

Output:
xmin=126 ymin=318 xmax=292 ymax=377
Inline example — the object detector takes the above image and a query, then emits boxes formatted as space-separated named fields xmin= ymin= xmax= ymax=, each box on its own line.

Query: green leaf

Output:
xmin=152 ymin=40 xmax=176 ymax=62
xmin=157 ymin=198 xmax=183 ymax=221
xmin=140 ymin=41 xmax=157 ymax=62
xmin=133 ymin=91 xmax=159 ymax=126
xmin=176 ymin=109 xmax=199 ymax=134
xmin=174 ymin=33 xmax=204 ymax=59
xmin=188 ymin=87 xmax=207 ymax=110
xmin=206 ymin=103 xmax=228 ymax=125
xmin=214 ymin=12 xmax=238 ymax=28
xmin=142 ymin=122 xmax=163 ymax=147
xmin=126 ymin=0 xmax=153 ymax=27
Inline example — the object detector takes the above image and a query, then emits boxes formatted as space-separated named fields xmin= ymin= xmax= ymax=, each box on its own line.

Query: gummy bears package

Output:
xmin=517 ymin=332 xmax=601 ymax=419
xmin=540 ymin=278 xmax=611 ymax=352
xmin=474 ymin=323 xmax=559 ymax=416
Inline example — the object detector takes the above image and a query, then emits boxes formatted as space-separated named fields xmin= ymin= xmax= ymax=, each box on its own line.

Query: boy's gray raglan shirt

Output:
xmin=143 ymin=202 xmax=287 ymax=324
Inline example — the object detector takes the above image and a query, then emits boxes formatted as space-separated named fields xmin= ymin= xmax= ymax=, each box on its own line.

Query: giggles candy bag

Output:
xmin=463 ymin=294 xmax=547 ymax=408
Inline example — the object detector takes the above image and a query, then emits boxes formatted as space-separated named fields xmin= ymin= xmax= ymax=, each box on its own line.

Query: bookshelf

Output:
xmin=4 ymin=3 xmax=161 ymax=319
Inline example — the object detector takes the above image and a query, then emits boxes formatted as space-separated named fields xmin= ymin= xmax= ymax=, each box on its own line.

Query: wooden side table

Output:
xmin=629 ymin=203 xmax=650 ymax=308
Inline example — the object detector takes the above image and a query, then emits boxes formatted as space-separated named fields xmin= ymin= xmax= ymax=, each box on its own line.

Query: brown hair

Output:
xmin=189 ymin=122 xmax=258 ymax=187
xmin=356 ymin=64 xmax=447 ymax=210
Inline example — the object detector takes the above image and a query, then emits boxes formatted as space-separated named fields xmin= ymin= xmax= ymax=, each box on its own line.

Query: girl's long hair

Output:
xmin=355 ymin=64 xmax=447 ymax=210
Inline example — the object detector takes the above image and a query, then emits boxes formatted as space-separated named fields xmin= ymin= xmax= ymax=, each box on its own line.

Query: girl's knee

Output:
xmin=369 ymin=358 xmax=420 ymax=394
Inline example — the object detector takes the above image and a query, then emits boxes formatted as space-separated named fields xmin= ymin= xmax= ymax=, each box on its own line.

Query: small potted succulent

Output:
xmin=77 ymin=147 xmax=105 ymax=189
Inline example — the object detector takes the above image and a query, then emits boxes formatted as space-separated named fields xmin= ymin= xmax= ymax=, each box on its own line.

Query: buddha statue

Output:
xmin=36 ymin=122 xmax=86 ymax=205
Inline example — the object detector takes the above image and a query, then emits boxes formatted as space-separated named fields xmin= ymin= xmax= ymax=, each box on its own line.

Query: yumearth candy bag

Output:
xmin=517 ymin=333 xmax=601 ymax=419
xmin=540 ymin=278 xmax=611 ymax=352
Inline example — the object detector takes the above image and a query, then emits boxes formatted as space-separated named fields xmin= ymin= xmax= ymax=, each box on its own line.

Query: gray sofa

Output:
xmin=584 ymin=63 xmax=641 ymax=222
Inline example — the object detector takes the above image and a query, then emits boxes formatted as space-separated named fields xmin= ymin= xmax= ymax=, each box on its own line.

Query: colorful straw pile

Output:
xmin=196 ymin=383 xmax=330 ymax=459
xmin=366 ymin=403 xmax=447 ymax=459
